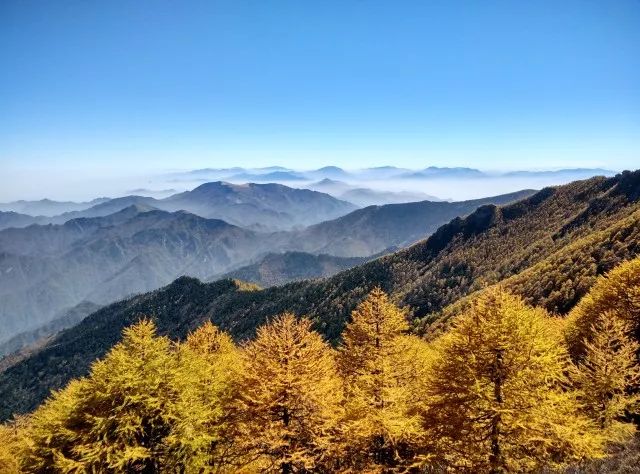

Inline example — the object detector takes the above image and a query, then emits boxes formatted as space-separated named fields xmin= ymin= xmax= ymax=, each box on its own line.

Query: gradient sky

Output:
xmin=1 ymin=0 xmax=639 ymax=179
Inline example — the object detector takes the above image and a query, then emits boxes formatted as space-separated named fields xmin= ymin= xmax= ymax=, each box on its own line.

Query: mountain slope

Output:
xmin=288 ymin=189 xmax=535 ymax=256
xmin=0 ymin=198 xmax=109 ymax=217
xmin=0 ymin=206 xmax=270 ymax=343
xmin=162 ymin=181 xmax=357 ymax=230
xmin=0 ymin=211 xmax=45 ymax=230
xmin=213 ymin=251 xmax=379 ymax=287
xmin=1 ymin=171 xmax=638 ymax=418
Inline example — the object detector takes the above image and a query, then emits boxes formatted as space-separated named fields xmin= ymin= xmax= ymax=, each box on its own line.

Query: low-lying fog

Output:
xmin=0 ymin=167 xmax=618 ymax=204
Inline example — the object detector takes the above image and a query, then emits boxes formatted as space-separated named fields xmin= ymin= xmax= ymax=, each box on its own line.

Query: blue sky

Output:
xmin=1 ymin=0 xmax=639 ymax=176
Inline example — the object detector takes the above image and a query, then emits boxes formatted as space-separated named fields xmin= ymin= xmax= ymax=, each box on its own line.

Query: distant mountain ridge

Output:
xmin=0 ymin=198 xmax=109 ymax=217
xmin=1 ymin=168 xmax=615 ymax=228
xmin=0 ymin=211 xmax=46 ymax=231
xmin=161 ymin=182 xmax=356 ymax=230
xmin=286 ymin=189 xmax=535 ymax=257
xmin=0 ymin=189 xmax=535 ymax=346
xmin=164 ymin=166 xmax=616 ymax=185
xmin=309 ymin=179 xmax=443 ymax=206
xmin=2 ymin=182 xmax=357 ymax=232
xmin=0 ymin=206 xmax=269 ymax=343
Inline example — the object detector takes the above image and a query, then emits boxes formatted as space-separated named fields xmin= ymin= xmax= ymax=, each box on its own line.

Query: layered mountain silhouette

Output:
xmin=0 ymin=211 xmax=46 ymax=230
xmin=0 ymin=189 xmax=531 ymax=346
xmin=0 ymin=205 xmax=269 ymax=343
xmin=1 ymin=171 xmax=638 ymax=418
xmin=0 ymin=198 xmax=109 ymax=217
xmin=1 ymin=182 xmax=357 ymax=232
xmin=286 ymin=189 xmax=534 ymax=257
xmin=309 ymin=178 xmax=443 ymax=206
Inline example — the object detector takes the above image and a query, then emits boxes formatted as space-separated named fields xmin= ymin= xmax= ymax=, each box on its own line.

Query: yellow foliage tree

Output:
xmin=0 ymin=418 xmax=26 ymax=474
xmin=22 ymin=320 xmax=189 ymax=472
xmin=337 ymin=287 xmax=428 ymax=471
xmin=566 ymin=257 xmax=640 ymax=359
xmin=572 ymin=312 xmax=640 ymax=442
xmin=421 ymin=289 xmax=604 ymax=473
xmin=232 ymin=313 xmax=343 ymax=473
xmin=170 ymin=321 xmax=242 ymax=472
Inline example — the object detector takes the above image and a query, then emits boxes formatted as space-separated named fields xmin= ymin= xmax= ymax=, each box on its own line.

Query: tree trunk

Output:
xmin=281 ymin=405 xmax=292 ymax=474
xmin=490 ymin=348 xmax=505 ymax=474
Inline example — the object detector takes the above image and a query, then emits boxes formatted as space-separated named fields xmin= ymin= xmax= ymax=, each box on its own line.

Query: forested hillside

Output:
xmin=286 ymin=189 xmax=534 ymax=256
xmin=1 ymin=171 xmax=639 ymax=419
xmin=2 ymin=267 xmax=639 ymax=472
xmin=214 ymin=251 xmax=379 ymax=287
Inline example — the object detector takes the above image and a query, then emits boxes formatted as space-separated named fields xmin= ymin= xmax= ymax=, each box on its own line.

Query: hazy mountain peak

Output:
xmin=315 ymin=178 xmax=345 ymax=185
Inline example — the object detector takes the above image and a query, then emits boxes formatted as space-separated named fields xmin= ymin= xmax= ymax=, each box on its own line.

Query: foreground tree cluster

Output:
xmin=2 ymin=259 xmax=640 ymax=473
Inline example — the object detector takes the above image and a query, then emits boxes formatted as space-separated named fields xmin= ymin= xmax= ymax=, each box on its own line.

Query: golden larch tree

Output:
xmin=232 ymin=313 xmax=343 ymax=473
xmin=170 ymin=321 xmax=242 ymax=472
xmin=572 ymin=311 xmax=640 ymax=442
xmin=22 ymin=319 xmax=189 ymax=472
xmin=0 ymin=417 xmax=26 ymax=474
xmin=565 ymin=257 xmax=640 ymax=359
xmin=337 ymin=287 xmax=427 ymax=471
xmin=421 ymin=289 xmax=604 ymax=473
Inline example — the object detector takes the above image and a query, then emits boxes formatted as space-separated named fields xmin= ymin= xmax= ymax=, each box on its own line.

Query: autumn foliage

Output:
xmin=3 ymin=258 xmax=640 ymax=472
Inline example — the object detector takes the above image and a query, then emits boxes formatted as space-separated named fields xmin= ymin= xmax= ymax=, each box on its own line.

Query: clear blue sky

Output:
xmin=1 ymin=0 xmax=639 ymax=173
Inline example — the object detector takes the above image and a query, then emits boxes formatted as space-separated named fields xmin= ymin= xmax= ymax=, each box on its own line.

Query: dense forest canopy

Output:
xmin=2 ymin=258 xmax=640 ymax=472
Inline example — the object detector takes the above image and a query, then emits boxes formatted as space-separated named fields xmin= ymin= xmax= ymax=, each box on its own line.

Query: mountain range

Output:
xmin=0 ymin=205 xmax=267 ymax=343
xmin=308 ymin=178 xmax=444 ymax=206
xmin=1 ymin=168 xmax=616 ymax=232
xmin=0 ymin=188 xmax=533 ymax=346
xmin=0 ymin=182 xmax=357 ymax=232
xmin=284 ymin=189 xmax=534 ymax=257
xmin=0 ymin=198 xmax=109 ymax=217
xmin=0 ymin=211 xmax=46 ymax=230
xmin=166 ymin=165 xmax=616 ymax=184
xmin=1 ymin=170 xmax=637 ymax=418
